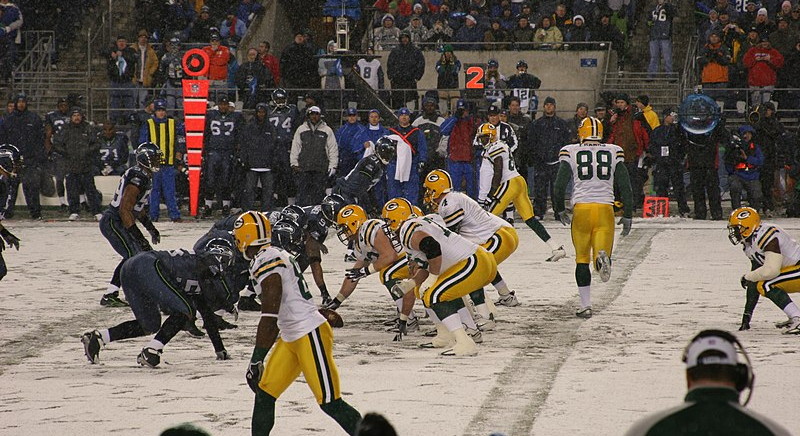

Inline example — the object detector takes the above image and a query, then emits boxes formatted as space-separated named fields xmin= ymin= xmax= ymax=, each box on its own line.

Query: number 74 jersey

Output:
xmin=559 ymin=143 xmax=625 ymax=206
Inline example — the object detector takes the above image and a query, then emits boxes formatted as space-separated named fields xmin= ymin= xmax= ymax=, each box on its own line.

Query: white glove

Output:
xmin=419 ymin=273 xmax=439 ymax=299
xmin=390 ymin=279 xmax=416 ymax=299
xmin=101 ymin=165 xmax=113 ymax=176
xmin=328 ymin=168 xmax=336 ymax=178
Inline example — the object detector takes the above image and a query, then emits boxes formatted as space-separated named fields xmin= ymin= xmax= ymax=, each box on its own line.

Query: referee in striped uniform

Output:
xmin=139 ymin=99 xmax=186 ymax=222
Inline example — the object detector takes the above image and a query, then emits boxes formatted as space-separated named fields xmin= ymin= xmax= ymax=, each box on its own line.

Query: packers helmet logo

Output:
xmin=736 ymin=210 xmax=751 ymax=220
xmin=427 ymin=173 xmax=440 ymax=182
xmin=385 ymin=201 xmax=399 ymax=211
xmin=341 ymin=207 xmax=354 ymax=218
xmin=233 ymin=216 xmax=244 ymax=229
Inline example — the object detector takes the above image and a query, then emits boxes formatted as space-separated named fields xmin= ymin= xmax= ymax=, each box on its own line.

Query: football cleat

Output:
xmin=386 ymin=317 xmax=419 ymax=333
xmin=420 ymin=324 xmax=455 ymax=348
xmin=237 ymin=294 xmax=261 ymax=311
xmin=183 ymin=319 xmax=205 ymax=338
xmin=775 ymin=318 xmax=794 ymax=328
xmin=595 ymin=250 xmax=612 ymax=282
xmin=783 ymin=316 xmax=800 ymax=335
xmin=466 ymin=327 xmax=483 ymax=344
xmin=68 ymin=213 xmax=79 ymax=221
xmin=100 ymin=292 xmax=129 ymax=307
xmin=209 ymin=314 xmax=238 ymax=330
xmin=81 ymin=330 xmax=104 ymax=364
xmin=476 ymin=313 xmax=496 ymax=331
xmin=382 ymin=316 xmax=400 ymax=327
xmin=496 ymin=291 xmax=520 ymax=307
xmin=546 ymin=245 xmax=567 ymax=262
xmin=137 ymin=347 xmax=162 ymax=368
xmin=576 ymin=307 xmax=593 ymax=319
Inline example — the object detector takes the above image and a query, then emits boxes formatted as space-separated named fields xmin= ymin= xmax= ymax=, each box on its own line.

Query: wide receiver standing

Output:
xmin=729 ymin=207 xmax=800 ymax=334
xmin=552 ymin=117 xmax=633 ymax=319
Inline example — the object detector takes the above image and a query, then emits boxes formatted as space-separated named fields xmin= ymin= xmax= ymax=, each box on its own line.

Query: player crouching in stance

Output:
xmin=424 ymin=169 xmax=520 ymax=324
xmin=552 ymin=117 xmax=633 ymax=319
xmin=81 ymin=238 xmax=237 ymax=367
xmin=382 ymin=197 xmax=498 ymax=356
xmin=729 ymin=207 xmax=800 ymax=334
xmin=234 ymin=211 xmax=361 ymax=435
xmin=0 ymin=147 xmax=22 ymax=282
xmin=477 ymin=123 xmax=566 ymax=262
xmin=325 ymin=204 xmax=419 ymax=339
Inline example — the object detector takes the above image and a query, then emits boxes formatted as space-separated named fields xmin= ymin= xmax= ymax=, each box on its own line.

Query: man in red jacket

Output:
xmin=743 ymin=34 xmax=784 ymax=104
xmin=257 ymin=41 xmax=281 ymax=86
xmin=441 ymin=99 xmax=481 ymax=198
xmin=203 ymin=33 xmax=232 ymax=101
xmin=608 ymin=93 xmax=649 ymax=213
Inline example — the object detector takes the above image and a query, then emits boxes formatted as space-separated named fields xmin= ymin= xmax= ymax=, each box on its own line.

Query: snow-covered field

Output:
xmin=1 ymin=218 xmax=799 ymax=436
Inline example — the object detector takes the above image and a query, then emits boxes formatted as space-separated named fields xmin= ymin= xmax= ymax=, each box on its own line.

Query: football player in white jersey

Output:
xmin=477 ymin=123 xmax=566 ymax=262
xmin=382 ymin=197 xmax=498 ymax=356
xmin=324 ymin=204 xmax=419 ymax=338
xmin=233 ymin=211 xmax=361 ymax=435
xmin=424 ymin=169 xmax=520 ymax=325
xmin=729 ymin=207 xmax=800 ymax=334
xmin=552 ymin=117 xmax=633 ymax=319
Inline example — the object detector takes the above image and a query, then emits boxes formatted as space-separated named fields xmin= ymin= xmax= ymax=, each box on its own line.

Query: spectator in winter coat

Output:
xmin=404 ymin=16 xmax=428 ymax=45
xmin=189 ymin=6 xmax=215 ymax=43
xmin=552 ymin=4 xmax=573 ymax=31
xmin=387 ymin=32 xmax=425 ymax=109
xmin=163 ymin=0 xmax=195 ymax=38
xmin=239 ymin=103 xmax=277 ymax=211
xmin=484 ymin=19 xmax=509 ymax=50
xmin=593 ymin=13 xmax=626 ymax=68
xmin=743 ymin=36 xmax=784 ymax=104
xmin=202 ymin=33 xmax=232 ymax=102
xmin=698 ymin=31 xmax=732 ymax=103
xmin=778 ymin=41 xmax=800 ymax=109
xmin=373 ymin=14 xmax=402 ymax=50
xmin=647 ymin=0 xmax=677 ymax=77
xmin=441 ymin=99 xmax=481 ymax=198
xmin=534 ymin=16 xmax=563 ymax=49
xmin=336 ymin=108 xmax=367 ymax=177
xmin=256 ymin=41 xmax=281 ymax=85
xmin=648 ymin=108 xmax=690 ymax=216
xmin=453 ymin=14 xmax=484 ymax=50
xmin=220 ymin=9 xmax=247 ymax=52
xmin=768 ymin=17 xmax=796 ymax=56
xmin=510 ymin=16 xmax=535 ymax=50
xmin=435 ymin=46 xmax=461 ymax=114
xmin=0 ymin=94 xmax=44 ymax=219
xmin=609 ymin=93 xmax=650 ymax=212
xmin=290 ymin=106 xmax=338 ymax=206
xmin=524 ymin=96 xmax=570 ymax=218
xmin=424 ymin=18 xmax=453 ymax=45
xmin=565 ymin=15 xmax=591 ymax=46
xmin=280 ymin=31 xmax=318 ymax=101
xmin=52 ymin=108 xmax=102 ymax=220
xmin=237 ymin=0 xmax=265 ymax=26
xmin=726 ymin=126 xmax=764 ymax=211
xmin=385 ymin=107 xmax=427 ymax=204
xmin=235 ymin=48 xmax=274 ymax=110
xmin=105 ymin=36 xmax=138 ymax=124
xmin=132 ymin=30 xmax=158 ymax=109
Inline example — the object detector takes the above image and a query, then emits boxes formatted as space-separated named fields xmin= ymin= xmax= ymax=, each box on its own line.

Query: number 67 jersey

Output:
xmin=558 ymin=143 xmax=625 ymax=206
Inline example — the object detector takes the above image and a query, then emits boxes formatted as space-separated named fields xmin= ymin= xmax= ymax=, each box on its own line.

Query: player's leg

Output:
xmin=380 ymin=256 xmax=418 ymax=331
xmin=481 ymin=227 xmax=520 ymax=307
xmin=296 ymin=324 xmax=361 ymax=434
xmin=571 ymin=204 xmax=594 ymax=318
xmin=0 ymin=252 xmax=6 ymax=282
xmin=506 ymin=176 xmax=565 ymax=260
xmin=254 ymin=339 xmax=301 ymax=434
xmin=591 ymin=204 xmax=616 ymax=283
xmin=99 ymin=213 xmax=138 ymax=306
xmin=757 ymin=265 xmax=800 ymax=333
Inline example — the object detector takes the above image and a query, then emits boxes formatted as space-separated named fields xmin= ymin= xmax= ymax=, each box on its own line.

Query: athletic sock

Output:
xmin=146 ymin=339 xmax=166 ymax=350
xmin=457 ymin=307 xmax=478 ymax=330
xmin=441 ymin=313 xmax=462 ymax=332
xmin=320 ymin=398 xmax=362 ymax=435
xmin=785 ymin=302 xmax=800 ymax=318
xmin=578 ymin=286 xmax=591 ymax=309
xmin=492 ymin=274 xmax=510 ymax=296
xmin=524 ymin=217 xmax=552 ymax=243
xmin=252 ymin=390 xmax=277 ymax=434
xmin=106 ymin=283 xmax=120 ymax=295
xmin=99 ymin=329 xmax=111 ymax=344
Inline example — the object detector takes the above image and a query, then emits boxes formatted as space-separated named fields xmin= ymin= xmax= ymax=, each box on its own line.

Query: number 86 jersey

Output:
xmin=559 ymin=143 xmax=625 ymax=206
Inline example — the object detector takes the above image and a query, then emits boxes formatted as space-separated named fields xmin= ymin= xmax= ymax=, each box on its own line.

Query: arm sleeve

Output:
xmin=440 ymin=116 xmax=457 ymax=136
xmin=742 ymin=282 xmax=760 ymax=321
xmin=290 ymin=127 xmax=302 ymax=166
xmin=614 ymin=161 xmax=634 ymax=218
xmin=417 ymin=129 xmax=427 ymax=163
xmin=552 ymin=161 xmax=572 ymax=214
xmin=745 ymin=251 xmax=783 ymax=282
xmin=327 ymin=128 xmax=339 ymax=171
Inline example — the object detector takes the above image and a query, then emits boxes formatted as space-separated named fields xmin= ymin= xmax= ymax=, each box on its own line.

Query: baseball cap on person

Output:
xmin=307 ymin=105 xmax=322 ymax=114
xmin=201 ymin=5 xmax=210 ymax=12
xmin=544 ymin=96 xmax=556 ymax=106
xmin=757 ymin=7 xmax=768 ymax=16
xmin=396 ymin=107 xmax=412 ymax=116
xmin=576 ymin=102 xmax=589 ymax=110
xmin=154 ymin=99 xmax=167 ymax=110
xmin=683 ymin=334 xmax=738 ymax=368
xmin=636 ymin=95 xmax=650 ymax=106
xmin=69 ymin=106 xmax=82 ymax=115
xmin=487 ymin=105 xmax=500 ymax=115
xmin=488 ymin=58 xmax=499 ymax=68
xmin=456 ymin=99 xmax=467 ymax=109
xmin=217 ymin=95 xmax=230 ymax=104
xmin=346 ymin=107 xmax=358 ymax=115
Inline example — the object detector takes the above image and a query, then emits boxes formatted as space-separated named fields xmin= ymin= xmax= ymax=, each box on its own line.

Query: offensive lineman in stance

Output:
xmin=552 ymin=117 xmax=633 ymax=319
xmin=424 ymin=169 xmax=520 ymax=325
xmin=729 ymin=207 xmax=800 ymax=333
xmin=382 ymin=197 xmax=498 ymax=356
xmin=477 ymin=123 xmax=566 ymax=262
xmin=234 ymin=211 xmax=361 ymax=435
xmin=326 ymin=204 xmax=418 ymax=338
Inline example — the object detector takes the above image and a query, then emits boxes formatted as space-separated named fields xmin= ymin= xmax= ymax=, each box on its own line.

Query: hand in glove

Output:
xmin=101 ymin=165 xmax=113 ymax=176
xmin=393 ymin=319 xmax=407 ymax=342
xmin=555 ymin=210 xmax=571 ymax=226
xmin=389 ymin=279 xmax=416 ymax=299
xmin=216 ymin=349 xmax=230 ymax=360
xmin=148 ymin=227 xmax=161 ymax=245
xmin=619 ymin=217 xmax=632 ymax=236
xmin=127 ymin=225 xmax=152 ymax=251
xmin=0 ymin=228 xmax=20 ymax=250
xmin=741 ymin=275 xmax=754 ymax=290
xmin=345 ymin=266 xmax=371 ymax=281
xmin=324 ymin=296 xmax=342 ymax=310
xmin=246 ymin=361 xmax=264 ymax=393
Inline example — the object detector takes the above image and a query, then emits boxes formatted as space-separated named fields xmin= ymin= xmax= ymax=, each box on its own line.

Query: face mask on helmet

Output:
xmin=727 ymin=207 xmax=760 ymax=245
xmin=136 ymin=143 xmax=163 ymax=173
xmin=272 ymin=89 xmax=288 ymax=107
xmin=280 ymin=205 xmax=308 ymax=229
xmin=320 ymin=194 xmax=345 ymax=225
xmin=336 ymin=205 xmax=366 ymax=245
xmin=202 ymin=238 xmax=235 ymax=275
xmin=271 ymin=220 xmax=303 ymax=254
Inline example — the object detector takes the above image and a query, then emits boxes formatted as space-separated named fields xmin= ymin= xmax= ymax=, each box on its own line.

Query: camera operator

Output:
xmin=649 ymin=108 xmax=690 ymax=217
xmin=725 ymin=125 xmax=764 ymax=211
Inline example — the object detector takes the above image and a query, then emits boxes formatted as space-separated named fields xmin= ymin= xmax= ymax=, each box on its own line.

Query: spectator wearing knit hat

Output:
xmin=753 ymin=7 xmax=776 ymax=35
xmin=373 ymin=14 xmax=401 ymax=50
xmin=565 ymin=15 xmax=591 ymax=47
xmin=743 ymin=34 xmax=784 ymax=104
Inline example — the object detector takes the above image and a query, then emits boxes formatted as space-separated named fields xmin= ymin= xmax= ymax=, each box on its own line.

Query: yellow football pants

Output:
xmin=260 ymin=322 xmax=341 ymax=405
xmin=481 ymin=226 xmax=519 ymax=265
xmin=422 ymin=247 xmax=497 ymax=307
xmin=571 ymin=203 xmax=615 ymax=264
xmin=379 ymin=254 xmax=411 ymax=290
xmin=488 ymin=176 xmax=535 ymax=221
xmin=757 ymin=264 xmax=800 ymax=295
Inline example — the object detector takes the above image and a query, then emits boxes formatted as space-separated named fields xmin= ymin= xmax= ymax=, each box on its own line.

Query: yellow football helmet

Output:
xmin=381 ymin=197 xmax=415 ymax=232
xmin=728 ymin=207 xmax=761 ymax=245
xmin=577 ymin=116 xmax=603 ymax=142
xmin=423 ymin=169 xmax=453 ymax=212
xmin=476 ymin=122 xmax=498 ymax=148
xmin=412 ymin=205 xmax=424 ymax=217
xmin=336 ymin=204 xmax=368 ymax=245
xmin=232 ymin=211 xmax=272 ymax=258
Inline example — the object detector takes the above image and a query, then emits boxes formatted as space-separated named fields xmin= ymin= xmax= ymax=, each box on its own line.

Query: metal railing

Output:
xmin=13 ymin=31 xmax=55 ymax=74
xmin=681 ymin=35 xmax=699 ymax=98
xmin=371 ymin=39 xmax=616 ymax=52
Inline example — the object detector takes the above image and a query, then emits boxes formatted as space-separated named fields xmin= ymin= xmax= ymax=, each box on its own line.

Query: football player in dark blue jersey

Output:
xmin=98 ymin=120 xmax=130 ymax=175
xmin=280 ymin=204 xmax=334 ymax=305
xmin=268 ymin=88 xmax=300 ymax=206
xmin=0 ymin=148 xmax=22 ymax=282
xmin=44 ymin=97 xmax=70 ymax=210
xmin=333 ymin=136 xmax=396 ymax=216
xmin=201 ymin=95 xmax=244 ymax=217
xmin=98 ymin=143 xmax=163 ymax=307
xmin=81 ymin=238 xmax=238 ymax=367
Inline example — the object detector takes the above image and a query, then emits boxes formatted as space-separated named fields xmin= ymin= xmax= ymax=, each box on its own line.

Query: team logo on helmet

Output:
xmin=427 ymin=173 xmax=440 ymax=183
xmin=384 ymin=201 xmax=399 ymax=211
xmin=736 ymin=209 xmax=751 ymax=220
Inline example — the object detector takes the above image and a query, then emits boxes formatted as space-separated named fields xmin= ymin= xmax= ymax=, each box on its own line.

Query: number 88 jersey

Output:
xmin=559 ymin=143 xmax=625 ymax=206
xmin=484 ymin=140 xmax=519 ymax=184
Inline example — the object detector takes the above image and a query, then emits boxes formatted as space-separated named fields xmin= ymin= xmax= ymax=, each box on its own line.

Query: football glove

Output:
xmin=741 ymin=275 xmax=754 ymax=290
xmin=229 ymin=305 xmax=239 ymax=322
xmin=0 ymin=228 xmax=20 ymax=250
xmin=390 ymin=279 xmax=416 ymax=299
xmin=393 ymin=319 xmax=407 ymax=342
xmin=555 ymin=210 xmax=571 ymax=226
xmin=127 ymin=225 xmax=152 ymax=251
xmin=246 ymin=360 xmax=264 ymax=393
xmin=324 ymin=297 xmax=342 ymax=311
xmin=619 ymin=217 xmax=632 ymax=236
xmin=216 ymin=349 xmax=230 ymax=360
xmin=739 ymin=312 xmax=752 ymax=331
xmin=345 ymin=266 xmax=371 ymax=281
xmin=148 ymin=228 xmax=161 ymax=245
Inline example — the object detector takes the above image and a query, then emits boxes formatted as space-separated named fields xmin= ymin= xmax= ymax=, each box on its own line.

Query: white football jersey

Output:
xmin=353 ymin=218 xmax=400 ymax=262
xmin=484 ymin=140 xmax=520 ymax=184
xmin=438 ymin=191 xmax=509 ymax=244
xmin=398 ymin=214 xmax=477 ymax=272
xmin=559 ymin=142 xmax=625 ymax=206
xmin=356 ymin=58 xmax=382 ymax=90
xmin=249 ymin=245 xmax=325 ymax=342
xmin=744 ymin=223 xmax=800 ymax=267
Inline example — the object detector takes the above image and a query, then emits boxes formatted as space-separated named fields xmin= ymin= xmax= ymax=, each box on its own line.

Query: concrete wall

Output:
xmin=16 ymin=176 xmax=121 ymax=207
xmin=375 ymin=48 xmax=610 ymax=116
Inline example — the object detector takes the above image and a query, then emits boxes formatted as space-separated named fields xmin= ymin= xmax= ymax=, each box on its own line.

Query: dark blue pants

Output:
xmin=150 ymin=165 xmax=180 ymax=220
xmin=447 ymin=160 xmax=477 ymax=199
xmin=296 ymin=170 xmax=326 ymax=207
xmin=0 ymin=252 xmax=6 ymax=281
xmin=204 ymin=151 xmax=233 ymax=205
xmin=387 ymin=171 xmax=420 ymax=205
xmin=121 ymin=252 xmax=194 ymax=333
xmin=20 ymin=165 xmax=42 ymax=219
xmin=99 ymin=210 xmax=145 ymax=287
xmin=66 ymin=172 xmax=102 ymax=215
xmin=532 ymin=163 xmax=558 ymax=219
